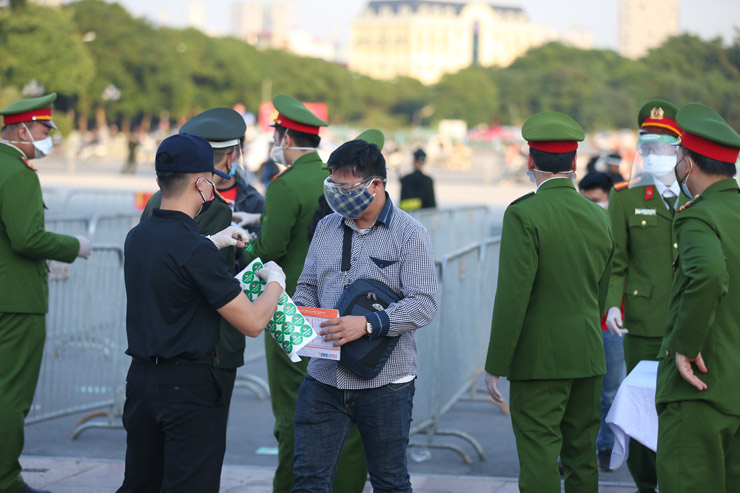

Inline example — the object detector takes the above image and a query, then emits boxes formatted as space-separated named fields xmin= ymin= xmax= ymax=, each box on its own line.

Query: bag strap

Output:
xmin=341 ymin=224 xmax=353 ymax=273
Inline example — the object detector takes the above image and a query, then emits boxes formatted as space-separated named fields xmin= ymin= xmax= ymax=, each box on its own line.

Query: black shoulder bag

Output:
xmin=334 ymin=225 xmax=401 ymax=379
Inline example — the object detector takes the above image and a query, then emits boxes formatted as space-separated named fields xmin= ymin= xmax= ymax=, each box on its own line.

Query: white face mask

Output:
xmin=642 ymin=154 xmax=676 ymax=177
xmin=597 ymin=201 xmax=608 ymax=209
xmin=1 ymin=123 xmax=53 ymax=159
xmin=271 ymin=134 xmax=316 ymax=165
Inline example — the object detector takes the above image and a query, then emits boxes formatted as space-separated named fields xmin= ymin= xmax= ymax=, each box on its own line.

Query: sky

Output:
xmin=106 ymin=0 xmax=739 ymax=50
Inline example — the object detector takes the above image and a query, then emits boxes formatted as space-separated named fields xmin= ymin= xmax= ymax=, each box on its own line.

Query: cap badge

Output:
xmin=675 ymin=135 xmax=682 ymax=145
xmin=650 ymin=107 xmax=664 ymax=120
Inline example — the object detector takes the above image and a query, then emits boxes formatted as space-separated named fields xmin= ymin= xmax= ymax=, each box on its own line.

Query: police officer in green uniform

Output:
xmin=655 ymin=103 xmax=740 ymax=492
xmin=604 ymin=99 xmax=686 ymax=492
xmin=0 ymin=94 xmax=91 ymax=493
xmin=141 ymin=107 xmax=253 ymax=412
xmin=484 ymin=112 xmax=613 ymax=493
xmin=242 ymin=95 xmax=366 ymax=493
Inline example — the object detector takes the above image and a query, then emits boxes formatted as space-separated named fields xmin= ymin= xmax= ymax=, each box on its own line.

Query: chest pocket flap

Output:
xmin=629 ymin=215 xmax=657 ymax=229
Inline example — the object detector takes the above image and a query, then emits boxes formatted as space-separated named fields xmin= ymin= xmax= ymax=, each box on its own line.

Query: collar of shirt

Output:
xmin=152 ymin=208 xmax=199 ymax=233
xmin=536 ymin=176 xmax=571 ymax=191
xmin=653 ymin=178 xmax=680 ymax=199
xmin=340 ymin=191 xmax=395 ymax=231
xmin=0 ymin=141 xmax=27 ymax=158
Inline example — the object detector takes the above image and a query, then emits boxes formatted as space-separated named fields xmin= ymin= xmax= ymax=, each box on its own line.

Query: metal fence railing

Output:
xmin=409 ymin=237 xmax=501 ymax=463
xmin=409 ymin=206 xmax=500 ymax=259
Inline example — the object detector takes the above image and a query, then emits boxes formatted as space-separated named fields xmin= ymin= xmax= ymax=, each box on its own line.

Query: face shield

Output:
xmin=628 ymin=133 xmax=678 ymax=188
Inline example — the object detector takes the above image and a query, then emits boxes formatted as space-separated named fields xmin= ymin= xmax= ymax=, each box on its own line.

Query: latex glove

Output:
xmin=256 ymin=261 xmax=286 ymax=291
xmin=605 ymin=306 xmax=628 ymax=337
xmin=76 ymin=235 xmax=91 ymax=259
xmin=485 ymin=372 xmax=503 ymax=403
xmin=207 ymin=226 xmax=248 ymax=250
xmin=232 ymin=211 xmax=261 ymax=227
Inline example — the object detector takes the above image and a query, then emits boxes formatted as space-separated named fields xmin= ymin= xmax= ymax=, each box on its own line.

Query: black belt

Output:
xmin=132 ymin=354 xmax=213 ymax=366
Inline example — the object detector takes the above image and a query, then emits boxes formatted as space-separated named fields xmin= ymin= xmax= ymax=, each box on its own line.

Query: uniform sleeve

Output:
xmin=598 ymin=222 xmax=615 ymax=315
xmin=140 ymin=191 xmax=161 ymax=222
xmin=605 ymin=189 xmax=628 ymax=310
xmin=381 ymin=226 xmax=438 ymax=337
xmin=1 ymin=168 xmax=79 ymax=262
xmin=184 ymin=242 xmax=243 ymax=310
xmin=485 ymin=205 xmax=538 ymax=377
xmin=242 ymin=177 xmax=297 ymax=264
xmin=665 ymin=215 xmax=728 ymax=358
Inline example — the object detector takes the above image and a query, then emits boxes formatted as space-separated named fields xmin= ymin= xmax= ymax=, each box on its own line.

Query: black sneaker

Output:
xmin=17 ymin=483 xmax=51 ymax=493
xmin=598 ymin=450 xmax=617 ymax=472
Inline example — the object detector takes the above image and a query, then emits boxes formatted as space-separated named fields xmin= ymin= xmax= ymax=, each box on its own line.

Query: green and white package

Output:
xmin=235 ymin=258 xmax=317 ymax=363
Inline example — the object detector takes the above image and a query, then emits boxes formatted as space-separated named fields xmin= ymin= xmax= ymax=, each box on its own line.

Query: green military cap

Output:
xmin=638 ymin=99 xmax=681 ymax=136
xmin=675 ymin=103 xmax=740 ymax=164
xmin=522 ymin=111 xmax=584 ymax=153
xmin=179 ymin=107 xmax=246 ymax=148
xmin=0 ymin=93 xmax=57 ymax=129
xmin=271 ymin=94 xmax=327 ymax=134
xmin=355 ymin=129 xmax=384 ymax=150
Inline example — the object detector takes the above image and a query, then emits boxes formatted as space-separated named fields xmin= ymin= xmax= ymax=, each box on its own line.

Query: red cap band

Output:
xmin=680 ymin=131 xmax=740 ymax=163
xmin=641 ymin=116 xmax=680 ymax=136
xmin=273 ymin=114 xmax=320 ymax=135
xmin=528 ymin=141 xmax=578 ymax=153
xmin=3 ymin=108 xmax=52 ymax=125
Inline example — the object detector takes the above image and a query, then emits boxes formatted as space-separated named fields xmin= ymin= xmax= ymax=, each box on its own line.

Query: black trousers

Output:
xmin=117 ymin=360 xmax=227 ymax=493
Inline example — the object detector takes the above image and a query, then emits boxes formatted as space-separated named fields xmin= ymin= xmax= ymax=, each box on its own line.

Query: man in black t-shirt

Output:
xmin=118 ymin=134 xmax=286 ymax=493
xmin=400 ymin=148 xmax=436 ymax=211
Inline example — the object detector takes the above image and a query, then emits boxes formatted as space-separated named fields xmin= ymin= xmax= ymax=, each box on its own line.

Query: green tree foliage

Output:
xmin=1 ymin=1 xmax=738 ymax=133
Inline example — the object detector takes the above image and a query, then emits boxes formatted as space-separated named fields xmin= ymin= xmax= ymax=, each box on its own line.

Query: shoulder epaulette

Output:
xmin=271 ymin=166 xmax=291 ymax=181
xmin=21 ymin=157 xmax=37 ymax=172
xmin=509 ymin=192 xmax=535 ymax=206
xmin=613 ymin=180 xmax=629 ymax=191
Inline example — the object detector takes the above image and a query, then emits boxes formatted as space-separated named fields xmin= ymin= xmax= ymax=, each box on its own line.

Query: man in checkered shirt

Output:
xmin=292 ymin=139 xmax=438 ymax=492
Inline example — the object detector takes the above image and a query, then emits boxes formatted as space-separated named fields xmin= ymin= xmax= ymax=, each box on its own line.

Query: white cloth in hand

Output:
xmin=606 ymin=306 xmax=628 ymax=337
xmin=76 ymin=235 xmax=91 ymax=259
xmin=257 ymin=261 xmax=286 ymax=291
xmin=207 ymin=226 xmax=248 ymax=250
xmin=232 ymin=211 xmax=261 ymax=227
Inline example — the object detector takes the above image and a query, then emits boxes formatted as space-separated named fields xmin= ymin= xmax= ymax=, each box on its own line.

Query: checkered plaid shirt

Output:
xmin=293 ymin=194 xmax=438 ymax=389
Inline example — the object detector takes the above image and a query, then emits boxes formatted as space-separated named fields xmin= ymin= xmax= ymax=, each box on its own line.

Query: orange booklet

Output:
xmin=296 ymin=307 xmax=341 ymax=361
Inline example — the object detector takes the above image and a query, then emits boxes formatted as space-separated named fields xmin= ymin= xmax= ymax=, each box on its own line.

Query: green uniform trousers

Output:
xmin=624 ymin=335 xmax=662 ymax=493
xmin=265 ymin=335 xmax=367 ymax=493
xmin=657 ymin=400 xmax=740 ymax=492
xmin=510 ymin=376 xmax=602 ymax=493
xmin=213 ymin=367 xmax=237 ymax=417
xmin=0 ymin=313 xmax=45 ymax=493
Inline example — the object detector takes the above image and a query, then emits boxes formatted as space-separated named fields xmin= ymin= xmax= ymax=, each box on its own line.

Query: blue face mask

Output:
xmin=323 ymin=176 xmax=377 ymax=219
xmin=674 ymin=156 xmax=693 ymax=200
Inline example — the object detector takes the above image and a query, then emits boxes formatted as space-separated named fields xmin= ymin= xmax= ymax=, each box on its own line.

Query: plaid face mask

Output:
xmin=324 ymin=176 xmax=376 ymax=219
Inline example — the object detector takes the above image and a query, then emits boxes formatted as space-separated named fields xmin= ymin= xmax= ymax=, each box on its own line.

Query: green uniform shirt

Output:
xmin=656 ymin=179 xmax=740 ymax=416
xmin=606 ymin=184 xmax=688 ymax=337
xmin=141 ymin=191 xmax=245 ymax=368
xmin=485 ymin=179 xmax=613 ymax=380
xmin=0 ymin=143 xmax=79 ymax=314
xmin=243 ymin=151 xmax=328 ymax=295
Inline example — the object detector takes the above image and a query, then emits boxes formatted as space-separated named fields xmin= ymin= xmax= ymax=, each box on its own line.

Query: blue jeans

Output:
xmin=596 ymin=330 xmax=626 ymax=452
xmin=293 ymin=375 xmax=415 ymax=493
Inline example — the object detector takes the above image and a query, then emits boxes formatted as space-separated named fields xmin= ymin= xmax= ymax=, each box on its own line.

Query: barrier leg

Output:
xmin=70 ymin=405 xmax=123 ymax=440
xmin=234 ymin=374 xmax=270 ymax=400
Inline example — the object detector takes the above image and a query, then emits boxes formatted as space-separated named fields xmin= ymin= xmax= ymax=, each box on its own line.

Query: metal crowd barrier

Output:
xmin=409 ymin=206 xmax=499 ymax=258
xmin=409 ymin=236 xmax=501 ymax=463
xmin=27 ymin=245 xmax=128 ymax=435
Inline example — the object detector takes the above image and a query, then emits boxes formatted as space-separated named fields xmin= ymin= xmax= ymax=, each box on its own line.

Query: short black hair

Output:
xmin=687 ymin=149 xmax=737 ymax=177
xmin=157 ymin=171 xmax=191 ymax=198
xmin=326 ymin=139 xmax=386 ymax=180
xmin=274 ymin=125 xmax=321 ymax=149
xmin=212 ymin=146 xmax=235 ymax=165
xmin=530 ymin=148 xmax=576 ymax=173
xmin=578 ymin=172 xmax=613 ymax=194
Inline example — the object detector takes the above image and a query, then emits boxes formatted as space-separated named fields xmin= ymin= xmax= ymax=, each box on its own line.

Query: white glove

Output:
xmin=206 ymin=226 xmax=248 ymax=250
xmin=605 ymin=306 xmax=628 ymax=337
xmin=256 ymin=261 xmax=286 ymax=291
xmin=232 ymin=211 xmax=261 ymax=227
xmin=485 ymin=372 xmax=503 ymax=403
xmin=76 ymin=235 xmax=91 ymax=259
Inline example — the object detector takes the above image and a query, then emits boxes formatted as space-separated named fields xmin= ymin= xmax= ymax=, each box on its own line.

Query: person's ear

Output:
xmin=571 ymin=154 xmax=577 ymax=172
xmin=527 ymin=154 xmax=535 ymax=171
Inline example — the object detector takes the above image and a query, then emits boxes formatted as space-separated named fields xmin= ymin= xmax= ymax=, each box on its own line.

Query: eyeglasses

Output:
xmin=325 ymin=176 xmax=384 ymax=194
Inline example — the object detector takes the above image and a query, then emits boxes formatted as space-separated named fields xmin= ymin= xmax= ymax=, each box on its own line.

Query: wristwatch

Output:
xmin=365 ymin=319 xmax=373 ymax=336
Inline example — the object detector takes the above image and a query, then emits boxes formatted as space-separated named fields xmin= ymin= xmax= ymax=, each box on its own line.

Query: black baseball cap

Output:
xmin=155 ymin=133 xmax=230 ymax=180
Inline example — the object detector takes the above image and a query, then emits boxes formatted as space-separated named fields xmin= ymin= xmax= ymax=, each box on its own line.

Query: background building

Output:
xmin=618 ymin=0 xmax=680 ymax=58
xmin=348 ymin=0 xmax=590 ymax=85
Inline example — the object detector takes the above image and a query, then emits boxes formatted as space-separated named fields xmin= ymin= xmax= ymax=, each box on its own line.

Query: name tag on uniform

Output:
xmin=634 ymin=208 xmax=656 ymax=216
